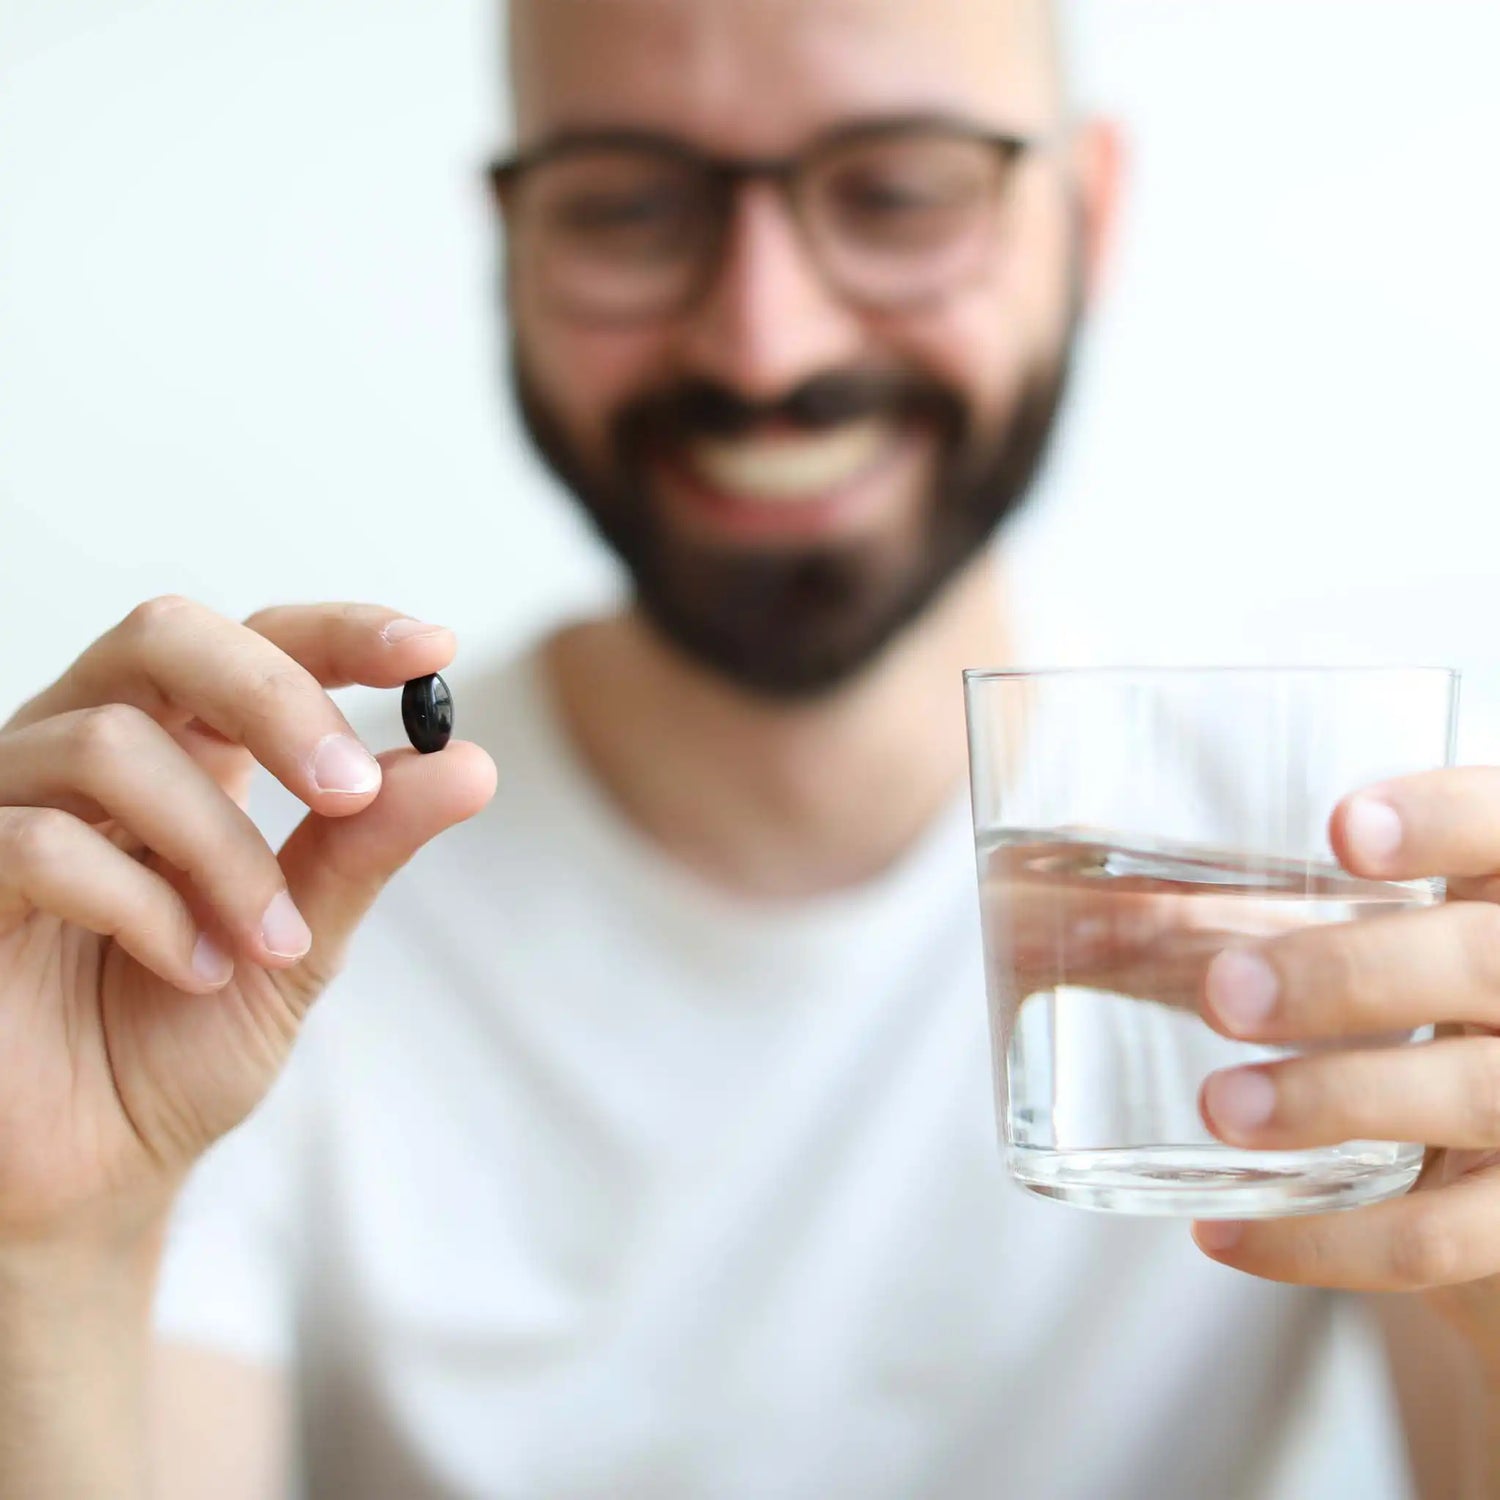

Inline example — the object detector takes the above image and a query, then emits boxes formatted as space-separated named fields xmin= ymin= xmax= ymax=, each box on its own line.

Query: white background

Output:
xmin=2 ymin=1 xmax=1497 ymax=745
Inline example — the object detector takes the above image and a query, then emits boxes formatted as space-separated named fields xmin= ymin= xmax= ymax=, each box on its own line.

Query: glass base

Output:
xmin=1009 ymin=1144 xmax=1424 ymax=1218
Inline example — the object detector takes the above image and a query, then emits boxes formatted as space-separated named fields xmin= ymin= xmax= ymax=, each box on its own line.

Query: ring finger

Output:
xmin=1202 ymin=1034 xmax=1500 ymax=1152
xmin=0 ymin=806 xmax=232 ymax=992
xmin=0 ymin=705 xmax=310 ymax=965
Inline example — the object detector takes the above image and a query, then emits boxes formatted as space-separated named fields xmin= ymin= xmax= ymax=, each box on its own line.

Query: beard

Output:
xmin=511 ymin=279 xmax=1082 ymax=701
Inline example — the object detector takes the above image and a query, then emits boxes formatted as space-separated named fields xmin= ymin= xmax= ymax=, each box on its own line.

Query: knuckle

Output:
xmin=1282 ymin=1220 xmax=1343 ymax=1283
xmin=1459 ymin=901 xmax=1500 ymax=993
xmin=236 ymin=661 xmax=315 ymax=733
xmin=0 ymin=806 xmax=75 ymax=876
xmin=116 ymin=876 xmax=175 ymax=942
xmin=69 ymin=702 xmax=153 ymax=768
xmin=201 ymin=820 xmax=281 ymax=890
xmin=1462 ymin=1040 xmax=1500 ymax=1142
xmin=1389 ymin=1213 xmax=1465 ymax=1289
xmin=1291 ymin=1060 xmax=1348 ymax=1130
xmin=121 ymin=593 xmax=198 ymax=637
xmin=1305 ymin=926 xmax=1374 ymax=1022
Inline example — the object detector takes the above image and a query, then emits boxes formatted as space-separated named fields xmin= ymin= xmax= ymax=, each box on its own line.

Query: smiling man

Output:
xmin=499 ymin=0 xmax=1081 ymax=705
xmin=3 ymin=2 xmax=1500 ymax=1498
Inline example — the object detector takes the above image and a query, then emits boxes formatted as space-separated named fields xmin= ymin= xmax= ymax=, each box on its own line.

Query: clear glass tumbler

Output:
xmin=964 ymin=666 xmax=1459 ymax=1218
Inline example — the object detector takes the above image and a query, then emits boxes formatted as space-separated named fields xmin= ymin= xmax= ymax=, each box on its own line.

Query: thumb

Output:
xmin=272 ymin=741 xmax=497 ymax=1008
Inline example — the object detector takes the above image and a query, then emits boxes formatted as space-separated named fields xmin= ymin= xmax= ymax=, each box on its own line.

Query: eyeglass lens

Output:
xmin=507 ymin=128 xmax=1017 ymax=319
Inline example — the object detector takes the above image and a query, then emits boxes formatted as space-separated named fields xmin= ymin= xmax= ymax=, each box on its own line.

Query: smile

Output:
xmin=681 ymin=419 xmax=895 ymax=504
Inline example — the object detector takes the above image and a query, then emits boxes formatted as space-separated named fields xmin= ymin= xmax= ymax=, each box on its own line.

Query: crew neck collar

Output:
xmin=500 ymin=641 xmax=980 ymax=947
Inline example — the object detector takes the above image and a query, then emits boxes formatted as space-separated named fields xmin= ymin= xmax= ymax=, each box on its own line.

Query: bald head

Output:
xmin=506 ymin=0 xmax=1068 ymax=149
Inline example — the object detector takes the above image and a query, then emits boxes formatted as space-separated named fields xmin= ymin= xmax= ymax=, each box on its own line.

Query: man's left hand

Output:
xmin=1192 ymin=767 xmax=1500 ymax=1371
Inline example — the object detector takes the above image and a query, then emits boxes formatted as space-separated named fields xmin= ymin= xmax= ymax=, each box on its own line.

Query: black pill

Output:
xmin=402 ymin=673 xmax=453 ymax=754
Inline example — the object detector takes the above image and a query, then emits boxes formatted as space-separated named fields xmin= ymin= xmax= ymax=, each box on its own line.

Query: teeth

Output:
xmin=686 ymin=420 xmax=891 ymax=502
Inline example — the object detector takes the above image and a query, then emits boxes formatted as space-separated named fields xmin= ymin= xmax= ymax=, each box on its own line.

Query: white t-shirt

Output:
xmin=153 ymin=643 xmax=1414 ymax=1500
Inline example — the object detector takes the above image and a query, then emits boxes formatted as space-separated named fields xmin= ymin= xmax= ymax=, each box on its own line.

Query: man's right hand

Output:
xmin=0 ymin=596 xmax=497 ymax=1254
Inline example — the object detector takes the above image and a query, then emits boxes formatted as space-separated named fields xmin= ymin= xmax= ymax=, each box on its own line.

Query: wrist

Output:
xmin=0 ymin=1202 xmax=169 ymax=1298
xmin=0 ymin=1226 xmax=166 ymax=1500
xmin=0 ymin=1222 xmax=164 ymax=1395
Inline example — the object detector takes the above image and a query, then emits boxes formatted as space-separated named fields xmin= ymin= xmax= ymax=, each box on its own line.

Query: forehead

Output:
xmin=508 ymin=0 xmax=1061 ymax=153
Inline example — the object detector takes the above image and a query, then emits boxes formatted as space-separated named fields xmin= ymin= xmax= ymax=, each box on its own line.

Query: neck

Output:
xmin=543 ymin=554 xmax=1012 ymax=899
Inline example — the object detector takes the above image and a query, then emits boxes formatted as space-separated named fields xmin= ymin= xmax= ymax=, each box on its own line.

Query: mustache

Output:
xmin=614 ymin=369 xmax=968 ymax=452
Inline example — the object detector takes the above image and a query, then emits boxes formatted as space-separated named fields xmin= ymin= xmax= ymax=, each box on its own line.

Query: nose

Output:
xmin=675 ymin=180 xmax=866 ymax=402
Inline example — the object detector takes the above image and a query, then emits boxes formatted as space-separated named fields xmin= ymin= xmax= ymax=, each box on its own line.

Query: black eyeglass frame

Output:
xmin=487 ymin=113 xmax=1056 ymax=321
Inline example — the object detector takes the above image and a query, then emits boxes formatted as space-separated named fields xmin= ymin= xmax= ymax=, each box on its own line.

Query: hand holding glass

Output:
xmin=964 ymin=667 xmax=1459 ymax=1218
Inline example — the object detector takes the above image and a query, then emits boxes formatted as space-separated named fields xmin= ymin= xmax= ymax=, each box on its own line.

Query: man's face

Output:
xmin=503 ymin=0 xmax=1103 ymax=698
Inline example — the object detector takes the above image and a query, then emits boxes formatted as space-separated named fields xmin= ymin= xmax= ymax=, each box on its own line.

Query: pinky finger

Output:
xmin=0 ymin=806 xmax=234 ymax=993
xmin=1192 ymin=1168 xmax=1500 ymax=1291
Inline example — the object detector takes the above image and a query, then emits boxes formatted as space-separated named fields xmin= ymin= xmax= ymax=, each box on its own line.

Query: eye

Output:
xmin=865 ymin=171 xmax=960 ymax=206
xmin=816 ymin=135 xmax=1001 ymax=251
xmin=557 ymin=186 xmax=695 ymax=235
xmin=836 ymin=162 xmax=987 ymax=218
xmin=836 ymin=175 xmax=934 ymax=217
xmin=825 ymin=172 xmax=984 ymax=257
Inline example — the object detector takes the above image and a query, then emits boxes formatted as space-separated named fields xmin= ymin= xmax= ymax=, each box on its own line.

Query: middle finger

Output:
xmin=1202 ymin=900 xmax=1500 ymax=1041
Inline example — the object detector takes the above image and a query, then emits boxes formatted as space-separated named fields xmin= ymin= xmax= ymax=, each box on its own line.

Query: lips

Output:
xmin=680 ymin=419 xmax=894 ymax=504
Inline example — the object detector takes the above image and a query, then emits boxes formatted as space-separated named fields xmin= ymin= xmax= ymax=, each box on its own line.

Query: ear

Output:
xmin=484 ymin=159 xmax=517 ymax=221
xmin=1068 ymin=117 xmax=1127 ymax=305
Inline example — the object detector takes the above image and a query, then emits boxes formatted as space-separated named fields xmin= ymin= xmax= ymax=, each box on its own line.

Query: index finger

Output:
xmin=986 ymin=838 xmax=1314 ymax=1014
xmin=15 ymin=597 xmax=455 ymax=812
xmin=1332 ymin=767 xmax=1500 ymax=884
xmin=243 ymin=602 xmax=455 ymax=689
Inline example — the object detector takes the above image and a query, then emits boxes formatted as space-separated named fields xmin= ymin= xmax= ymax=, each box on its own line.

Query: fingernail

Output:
xmin=1204 ymin=1068 xmax=1277 ymax=1134
xmin=1195 ymin=1221 xmax=1245 ymax=1254
xmin=1207 ymin=948 xmax=1280 ymax=1033
xmin=381 ymin=618 xmax=446 ymax=643
xmin=310 ymin=733 xmax=382 ymax=795
xmin=191 ymin=931 xmax=235 ymax=985
xmin=261 ymin=891 xmax=312 ymax=959
xmin=1346 ymin=794 xmax=1403 ymax=866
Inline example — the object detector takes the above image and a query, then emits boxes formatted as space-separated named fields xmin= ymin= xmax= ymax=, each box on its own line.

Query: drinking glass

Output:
xmin=963 ymin=666 xmax=1460 ymax=1218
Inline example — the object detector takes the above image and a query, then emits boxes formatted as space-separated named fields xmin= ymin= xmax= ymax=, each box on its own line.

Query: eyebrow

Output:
xmin=506 ymin=109 xmax=1037 ymax=168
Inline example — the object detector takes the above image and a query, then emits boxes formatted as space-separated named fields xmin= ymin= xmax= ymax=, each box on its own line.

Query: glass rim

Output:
xmin=963 ymin=663 xmax=1461 ymax=684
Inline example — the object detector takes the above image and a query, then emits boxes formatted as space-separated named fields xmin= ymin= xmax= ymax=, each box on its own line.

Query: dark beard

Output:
xmin=511 ymin=295 xmax=1081 ymax=701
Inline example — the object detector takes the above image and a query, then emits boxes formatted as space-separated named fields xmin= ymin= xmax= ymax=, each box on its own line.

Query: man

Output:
xmin=1 ymin=1 xmax=1498 ymax=1495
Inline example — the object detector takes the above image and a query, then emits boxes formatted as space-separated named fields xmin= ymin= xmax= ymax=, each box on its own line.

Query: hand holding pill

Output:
xmin=0 ymin=598 xmax=496 ymax=1249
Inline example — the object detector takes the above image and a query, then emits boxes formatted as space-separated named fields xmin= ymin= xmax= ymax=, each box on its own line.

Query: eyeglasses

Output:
xmin=489 ymin=117 xmax=1050 ymax=324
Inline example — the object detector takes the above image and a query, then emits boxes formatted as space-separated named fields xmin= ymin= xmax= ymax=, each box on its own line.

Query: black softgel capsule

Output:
xmin=402 ymin=672 xmax=453 ymax=754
